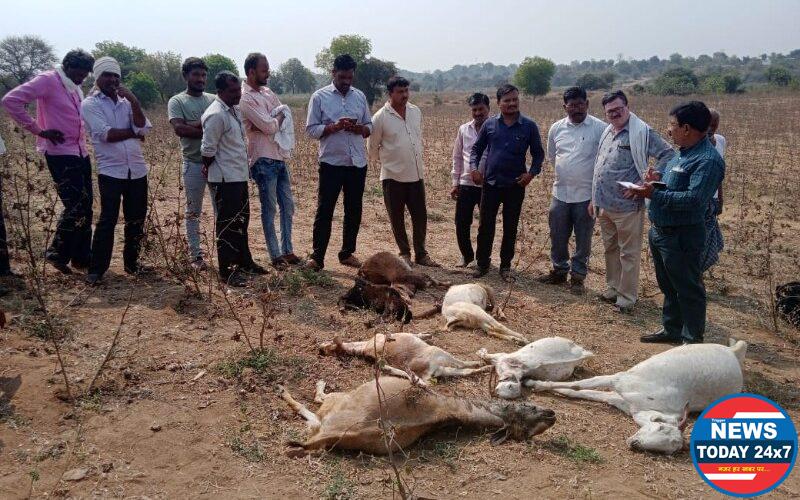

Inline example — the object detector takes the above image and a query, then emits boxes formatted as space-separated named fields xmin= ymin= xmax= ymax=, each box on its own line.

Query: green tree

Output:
xmin=204 ymin=54 xmax=238 ymax=92
xmin=92 ymin=41 xmax=147 ymax=78
xmin=652 ymin=67 xmax=699 ymax=95
xmin=575 ymin=71 xmax=615 ymax=90
xmin=125 ymin=71 xmax=160 ymax=108
xmin=0 ymin=35 xmax=56 ymax=85
xmin=268 ymin=71 xmax=286 ymax=94
xmin=315 ymin=35 xmax=396 ymax=106
xmin=315 ymin=35 xmax=371 ymax=72
xmin=278 ymin=58 xmax=316 ymax=94
xmin=702 ymin=72 xmax=743 ymax=94
xmin=765 ymin=65 xmax=792 ymax=86
xmin=138 ymin=51 xmax=184 ymax=100
xmin=512 ymin=56 xmax=556 ymax=99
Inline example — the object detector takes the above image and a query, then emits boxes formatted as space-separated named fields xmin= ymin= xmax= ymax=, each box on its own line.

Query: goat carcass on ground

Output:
xmin=319 ymin=332 xmax=491 ymax=383
xmin=527 ymin=339 xmax=747 ymax=454
xmin=439 ymin=283 xmax=529 ymax=345
xmin=478 ymin=336 xmax=594 ymax=399
xmin=280 ymin=377 xmax=556 ymax=455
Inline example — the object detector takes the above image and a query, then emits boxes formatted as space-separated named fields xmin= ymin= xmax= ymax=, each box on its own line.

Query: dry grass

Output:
xmin=0 ymin=91 xmax=799 ymax=498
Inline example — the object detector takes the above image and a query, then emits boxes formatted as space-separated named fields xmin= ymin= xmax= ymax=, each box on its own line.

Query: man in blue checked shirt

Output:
xmin=470 ymin=84 xmax=544 ymax=281
xmin=623 ymin=101 xmax=724 ymax=345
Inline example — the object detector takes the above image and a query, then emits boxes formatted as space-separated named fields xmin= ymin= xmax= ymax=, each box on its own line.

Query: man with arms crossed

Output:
xmin=539 ymin=86 xmax=606 ymax=294
xmin=168 ymin=57 xmax=215 ymax=270
xmin=305 ymin=54 xmax=372 ymax=271
xmin=451 ymin=93 xmax=489 ymax=268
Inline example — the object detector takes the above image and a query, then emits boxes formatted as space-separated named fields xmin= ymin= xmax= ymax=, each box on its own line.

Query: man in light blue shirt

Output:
xmin=81 ymin=57 xmax=152 ymax=285
xmin=305 ymin=54 xmax=372 ymax=271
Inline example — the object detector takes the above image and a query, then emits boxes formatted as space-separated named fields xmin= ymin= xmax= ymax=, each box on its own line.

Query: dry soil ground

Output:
xmin=0 ymin=91 xmax=799 ymax=499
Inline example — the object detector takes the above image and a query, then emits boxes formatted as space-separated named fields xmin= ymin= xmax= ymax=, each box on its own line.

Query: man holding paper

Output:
xmin=623 ymin=101 xmax=724 ymax=344
xmin=591 ymin=90 xmax=674 ymax=313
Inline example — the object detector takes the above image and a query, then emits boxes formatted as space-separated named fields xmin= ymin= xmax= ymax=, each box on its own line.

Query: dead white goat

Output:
xmin=528 ymin=340 xmax=747 ymax=454
xmin=319 ymin=332 xmax=491 ymax=383
xmin=439 ymin=284 xmax=528 ymax=345
xmin=280 ymin=377 xmax=556 ymax=455
xmin=477 ymin=336 xmax=594 ymax=399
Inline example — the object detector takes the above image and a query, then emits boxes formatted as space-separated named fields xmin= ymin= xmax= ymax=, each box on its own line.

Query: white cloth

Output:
xmin=546 ymin=114 xmax=607 ymax=203
xmin=451 ymin=120 xmax=486 ymax=187
xmin=93 ymin=56 xmax=121 ymax=77
xmin=56 ymin=65 xmax=84 ymax=99
xmin=369 ymin=101 xmax=425 ymax=182
xmin=713 ymin=133 xmax=726 ymax=198
xmin=271 ymin=104 xmax=295 ymax=159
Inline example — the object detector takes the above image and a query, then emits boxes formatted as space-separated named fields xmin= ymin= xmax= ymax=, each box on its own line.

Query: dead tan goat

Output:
xmin=280 ymin=377 xmax=556 ymax=455
xmin=319 ymin=332 xmax=491 ymax=383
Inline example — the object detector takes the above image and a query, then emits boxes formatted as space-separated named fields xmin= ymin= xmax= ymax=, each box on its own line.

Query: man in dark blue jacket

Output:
xmin=470 ymin=84 xmax=544 ymax=281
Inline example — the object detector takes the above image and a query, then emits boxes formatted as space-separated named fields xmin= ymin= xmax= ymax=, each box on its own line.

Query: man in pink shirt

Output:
xmin=239 ymin=53 xmax=297 ymax=269
xmin=1 ymin=50 xmax=95 ymax=275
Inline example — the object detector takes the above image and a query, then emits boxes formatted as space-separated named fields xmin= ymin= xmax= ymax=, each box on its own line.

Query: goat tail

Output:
xmin=728 ymin=338 xmax=748 ymax=366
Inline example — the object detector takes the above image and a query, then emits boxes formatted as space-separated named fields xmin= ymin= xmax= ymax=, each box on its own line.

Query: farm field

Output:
xmin=1 ymin=90 xmax=799 ymax=499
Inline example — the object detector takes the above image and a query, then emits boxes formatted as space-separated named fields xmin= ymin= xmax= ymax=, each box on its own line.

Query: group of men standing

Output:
xmin=0 ymin=49 xmax=726 ymax=345
xmin=449 ymin=85 xmax=725 ymax=344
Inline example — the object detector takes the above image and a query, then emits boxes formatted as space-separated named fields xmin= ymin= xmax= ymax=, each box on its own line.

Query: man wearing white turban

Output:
xmin=81 ymin=56 xmax=153 ymax=285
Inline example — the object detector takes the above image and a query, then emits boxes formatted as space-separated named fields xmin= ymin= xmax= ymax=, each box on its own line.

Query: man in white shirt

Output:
xmin=540 ymin=87 xmax=606 ymax=294
xmin=451 ymin=93 xmax=489 ymax=267
xmin=369 ymin=76 xmax=438 ymax=267
xmin=702 ymin=107 xmax=726 ymax=271
xmin=81 ymin=57 xmax=152 ymax=285
xmin=202 ymin=71 xmax=266 ymax=287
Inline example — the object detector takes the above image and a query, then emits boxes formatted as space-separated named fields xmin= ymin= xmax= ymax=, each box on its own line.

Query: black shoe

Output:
xmin=124 ymin=264 xmax=154 ymax=275
xmin=537 ymin=270 xmax=567 ymax=285
xmin=243 ymin=262 xmax=268 ymax=275
xmin=499 ymin=268 xmax=515 ymax=282
xmin=71 ymin=261 xmax=90 ymax=272
xmin=682 ymin=338 xmax=704 ymax=345
xmin=85 ymin=273 xmax=102 ymax=286
xmin=46 ymin=255 xmax=72 ymax=275
xmin=222 ymin=272 xmax=249 ymax=287
xmin=473 ymin=266 xmax=489 ymax=278
xmin=640 ymin=329 xmax=681 ymax=344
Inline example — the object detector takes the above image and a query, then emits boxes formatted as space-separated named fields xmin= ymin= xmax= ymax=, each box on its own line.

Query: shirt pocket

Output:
xmin=667 ymin=169 xmax=691 ymax=191
xmin=512 ymin=133 xmax=528 ymax=155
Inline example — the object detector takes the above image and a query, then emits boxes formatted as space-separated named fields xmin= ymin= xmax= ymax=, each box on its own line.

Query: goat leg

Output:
xmin=550 ymin=388 xmax=631 ymax=414
xmin=433 ymin=365 xmax=493 ymax=378
xmin=381 ymin=363 xmax=429 ymax=387
xmin=279 ymin=385 xmax=321 ymax=430
xmin=526 ymin=374 xmax=618 ymax=392
xmin=314 ymin=380 xmax=328 ymax=403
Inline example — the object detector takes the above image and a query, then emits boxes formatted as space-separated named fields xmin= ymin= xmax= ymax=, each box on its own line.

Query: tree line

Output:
xmin=1 ymin=34 xmax=798 ymax=109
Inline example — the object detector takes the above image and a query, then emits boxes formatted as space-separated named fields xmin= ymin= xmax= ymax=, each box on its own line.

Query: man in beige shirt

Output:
xmin=369 ymin=76 xmax=438 ymax=266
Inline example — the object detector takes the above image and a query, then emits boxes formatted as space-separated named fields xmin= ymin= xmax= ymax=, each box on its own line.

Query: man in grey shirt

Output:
xmin=305 ymin=54 xmax=372 ymax=271
xmin=201 ymin=71 xmax=266 ymax=287
xmin=591 ymin=90 xmax=674 ymax=313
xmin=168 ymin=57 xmax=215 ymax=270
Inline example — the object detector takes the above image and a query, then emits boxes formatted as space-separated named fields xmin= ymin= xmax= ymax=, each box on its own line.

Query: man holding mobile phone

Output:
xmin=305 ymin=54 xmax=372 ymax=271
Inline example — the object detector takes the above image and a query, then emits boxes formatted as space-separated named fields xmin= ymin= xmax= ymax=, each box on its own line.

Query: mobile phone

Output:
xmin=651 ymin=181 xmax=667 ymax=189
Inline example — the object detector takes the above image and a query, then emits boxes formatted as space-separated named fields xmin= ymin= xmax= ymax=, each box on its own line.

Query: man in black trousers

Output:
xmin=201 ymin=71 xmax=266 ymax=287
xmin=471 ymin=84 xmax=544 ymax=281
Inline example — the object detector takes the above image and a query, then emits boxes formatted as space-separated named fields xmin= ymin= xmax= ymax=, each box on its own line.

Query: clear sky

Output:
xmin=3 ymin=0 xmax=799 ymax=72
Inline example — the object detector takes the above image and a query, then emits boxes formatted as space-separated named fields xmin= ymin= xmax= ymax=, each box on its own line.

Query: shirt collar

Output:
xmin=214 ymin=95 xmax=232 ymax=111
xmin=56 ymin=66 xmax=82 ymax=96
xmin=680 ymin=136 xmax=710 ymax=155
xmin=497 ymin=113 xmax=523 ymax=125
xmin=242 ymin=81 xmax=259 ymax=94
xmin=384 ymin=101 xmax=407 ymax=117
xmin=329 ymin=82 xmax=351 ymax=96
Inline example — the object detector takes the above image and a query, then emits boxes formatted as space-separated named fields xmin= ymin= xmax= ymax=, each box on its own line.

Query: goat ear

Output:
xmin=489 ymin=427 xmax=509 ymax=446
xmin=678 ymin=403 xmax=690 ymax=431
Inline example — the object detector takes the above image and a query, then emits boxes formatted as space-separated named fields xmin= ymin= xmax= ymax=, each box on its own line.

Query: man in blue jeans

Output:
xmin=168 ymin=57 xmax=216 ymax=270
xmin=240 ymin=52 xmax=298 ymax=269
xmin=623 ymin=101 xmax=724 ymax=345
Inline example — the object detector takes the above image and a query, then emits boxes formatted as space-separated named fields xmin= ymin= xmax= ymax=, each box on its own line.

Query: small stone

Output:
xmin=62 ymin=468 xmax=88 ymax=481
xmin=150 ymin=423 xmax=162 ymax=432
xmin=101 ymin=462 xmax=114 ymax=473
xmin=166 ymin=363 xmax=180 ymax=372
xmin=192 ymin=370 xmax=206 ymax=381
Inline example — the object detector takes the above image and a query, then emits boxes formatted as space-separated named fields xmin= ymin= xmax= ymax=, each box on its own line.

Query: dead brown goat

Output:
xmin=319 ymin=332 xmax=491 ymax=383
xmin=357 ymin=251 xmax=450 ymax=294
xmin=280 ymin=377 xmax=556 ymax=455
